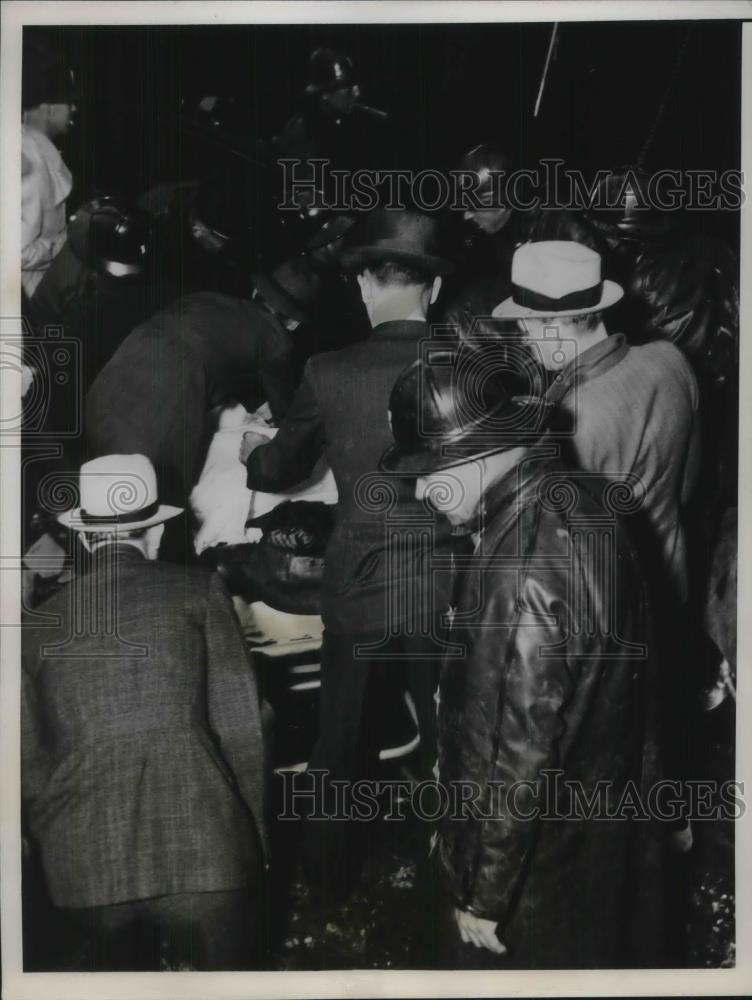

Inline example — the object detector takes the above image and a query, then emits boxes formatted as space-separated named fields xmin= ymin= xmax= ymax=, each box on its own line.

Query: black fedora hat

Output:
xmin=252 ymin=256 xmax=322 ymax=325
xmin=380 ymin=347 xmax=551 ymax=475
xmin=338 ymin=209 xmax=454 ymax=276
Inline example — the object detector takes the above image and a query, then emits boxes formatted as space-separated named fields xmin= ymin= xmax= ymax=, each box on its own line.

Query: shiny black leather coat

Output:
xmin=436 ymin=453 xmax=660 ymax=964
xmin=620 ymin=232 xmax=738 ymax=389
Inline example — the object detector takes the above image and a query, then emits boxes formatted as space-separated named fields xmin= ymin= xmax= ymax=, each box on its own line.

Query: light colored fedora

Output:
xmin=492 ymin=240 xmax=623 ymax=319
xmin=58 ymin=454 xmax=183 ymax=532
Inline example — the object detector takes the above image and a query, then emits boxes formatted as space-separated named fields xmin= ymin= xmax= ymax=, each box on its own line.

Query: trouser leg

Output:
xmin=144 ymin=889 xmax=265 ymax=970
xmin=303 ymin=630 xmax=372 ymax=890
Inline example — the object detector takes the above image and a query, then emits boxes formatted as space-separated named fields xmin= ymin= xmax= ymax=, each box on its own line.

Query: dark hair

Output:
xmin=366 ymin=260 xmax=434 ymax=288
xmin=85 ymin=527 xmax=148 ymax=546
xmin=539 ymin=310 xmax=602 ymax=333
xmin=569 ymin=311 xmax=603 ymax=332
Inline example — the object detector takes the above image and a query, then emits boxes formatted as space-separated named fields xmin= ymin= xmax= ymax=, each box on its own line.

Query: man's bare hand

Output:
xmin=454 ymin=908 xmax=507 ymax=954
xmin=239 ymin=430 xmax=269 ymax=465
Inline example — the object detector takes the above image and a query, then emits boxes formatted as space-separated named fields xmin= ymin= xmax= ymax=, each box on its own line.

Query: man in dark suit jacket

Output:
xmin=22 ymin=454 xmax=268 ymax=971
xmin=85 ymin=257 xmax=321 ymax=510
xmin=240 ymin=210 xmax=454 ymax=894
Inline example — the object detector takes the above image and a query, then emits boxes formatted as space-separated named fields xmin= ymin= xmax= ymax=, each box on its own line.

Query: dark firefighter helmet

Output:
xmin=458 ymin=144 xmax=515 ymax=199
xmin=304 ymin=48 xmax=357 ymax=95
xmin=585 ymin=167 xmax=675 ymax=242
xmin=67 ymin=196 xmax=151 ymax=279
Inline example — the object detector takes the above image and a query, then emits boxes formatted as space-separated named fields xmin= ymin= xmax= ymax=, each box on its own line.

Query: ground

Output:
xmin=21 ymin=683 xmax=736 ymax=971
xmin=269 ymin=695 xmax=736 ymax=971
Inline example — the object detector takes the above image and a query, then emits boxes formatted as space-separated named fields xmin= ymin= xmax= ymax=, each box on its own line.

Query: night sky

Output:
xmin=26 ymin=18 xmax=742 ymax=246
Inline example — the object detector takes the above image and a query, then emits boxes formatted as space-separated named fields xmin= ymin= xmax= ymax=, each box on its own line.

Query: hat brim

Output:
xmin=379 ymin=397 xmax=551 ymax=475
xmin=304 ymin=81 xmax=353 ymax=96
xmin=58 ymin=504 xmax=183 ymax=533
xmin=306 ymin=214 xmax=357 ymax=251
xmin=67 ymin=208 xmax=146 ymax=278
xmin=492 ymin=279 xmax=623 ymax=319
xmin=252 ymin=272 xmax=311 ymax=325
xmin=338 ymin=246 xmax=454 ymax=276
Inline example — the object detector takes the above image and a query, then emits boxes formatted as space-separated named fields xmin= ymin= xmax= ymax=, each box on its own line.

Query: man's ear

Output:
xmin=429 ymin=275 xmax=443 ymax=306
xmin=357 ymin=271 xmax=372 ymax=306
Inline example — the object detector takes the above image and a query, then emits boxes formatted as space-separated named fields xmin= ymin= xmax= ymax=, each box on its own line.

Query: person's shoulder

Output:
xmin=629 ymin=337 xmax=697 ymax=389
xmin=21 ymin=126 xmax=41 ymax=160
xmin=307 ymin=339 xmax=366 ymax=376
xmin=151 ymin=559 xmax=214 ymax=591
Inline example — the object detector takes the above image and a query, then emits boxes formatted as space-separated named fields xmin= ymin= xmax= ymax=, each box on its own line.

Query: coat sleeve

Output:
xmin=457 ymin=568 xmax=578 ymax=923
xmin=245 ymin=360 xmax=325 ymax=491
xmin=258 ymin=348 xmax=296 ymax=424
xmin=204 ymin=572 xmax=268 ymax=855
xmin=21 ymin=155 xmax=65 ymax=272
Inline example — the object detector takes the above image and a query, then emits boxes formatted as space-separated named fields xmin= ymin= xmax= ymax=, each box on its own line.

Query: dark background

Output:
xmin=27 ymin=18 xmax=743 ymax=245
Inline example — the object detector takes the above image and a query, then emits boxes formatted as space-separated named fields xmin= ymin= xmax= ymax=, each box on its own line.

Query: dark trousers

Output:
xmin=303 ymin=628 xmax=442 ymax=891
xmin=59 ymin=889 xmax=267 ymax=971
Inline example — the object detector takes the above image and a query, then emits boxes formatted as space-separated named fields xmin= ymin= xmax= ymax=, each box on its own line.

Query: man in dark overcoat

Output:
xmin=239 ymin=209 xmax=454 ymax=894
xmin=381 ymin=348 xmax=664 ymax=968
xmin=21 ymin=454 xmax=268 ymax=970
xmin=84 ymin=258 xmax=321 ymax=511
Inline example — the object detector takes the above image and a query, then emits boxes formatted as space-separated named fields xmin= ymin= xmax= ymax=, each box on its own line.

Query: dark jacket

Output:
xmin=85 ymin=292 xmax=295 ymax=503
xmin=436 ymin=453 xmax=661 ymax=967
xmin=22 ymin=545 xmax=267 ymax=909
xmin=245 ymin=318 xmax=451 ymax=634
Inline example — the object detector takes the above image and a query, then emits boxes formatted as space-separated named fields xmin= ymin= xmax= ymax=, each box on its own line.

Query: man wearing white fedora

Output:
xmin=493 ymin=239 xmax=700 ymax=609
xmin=22 ymin=454 xmax=269 ymax=970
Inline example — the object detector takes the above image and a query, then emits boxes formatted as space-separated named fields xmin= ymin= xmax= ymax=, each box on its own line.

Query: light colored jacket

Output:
xmin=21 ymin=125 xmax=72 ymax=298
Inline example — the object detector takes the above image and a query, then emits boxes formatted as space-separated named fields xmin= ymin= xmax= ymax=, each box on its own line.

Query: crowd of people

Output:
xmin=19 ymin=34 xmax=739 ymax=972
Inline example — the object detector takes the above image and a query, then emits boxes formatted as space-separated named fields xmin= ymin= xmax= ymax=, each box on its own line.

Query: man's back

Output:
xmin=560 ymin=335 xmax=699 ymax=603
xmin=308 ymin=319 xmax=450 ymax=633
xmin=22 ymin=546 xmax=266 ymax=909
xmin=86 ymin=292 xmax=293 ymax=497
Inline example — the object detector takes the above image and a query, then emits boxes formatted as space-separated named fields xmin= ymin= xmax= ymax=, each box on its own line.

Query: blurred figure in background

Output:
xmin=22 ymin=36 xmax=80 ymax=323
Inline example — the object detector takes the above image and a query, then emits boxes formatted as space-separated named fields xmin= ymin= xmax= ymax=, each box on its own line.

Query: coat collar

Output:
xmin=86 ymin=542 xmax=149 ymax=567
xmin=563 ymin=332 xmax=629 ymax=386
xmin=372 ymin=319 xmax=427 ymax=340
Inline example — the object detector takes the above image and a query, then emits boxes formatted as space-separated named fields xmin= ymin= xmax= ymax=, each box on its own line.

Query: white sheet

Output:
xmin=190 ymin=403 xmax=337 ymax=554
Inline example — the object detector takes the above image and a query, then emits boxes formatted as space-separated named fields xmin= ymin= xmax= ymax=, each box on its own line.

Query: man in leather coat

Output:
xmin=381 ymin=347 xmax=663 ymax=968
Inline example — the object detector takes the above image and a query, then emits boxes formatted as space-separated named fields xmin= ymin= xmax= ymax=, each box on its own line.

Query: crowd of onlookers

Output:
xmin=19 ymin=34 xmax=739 ymax=972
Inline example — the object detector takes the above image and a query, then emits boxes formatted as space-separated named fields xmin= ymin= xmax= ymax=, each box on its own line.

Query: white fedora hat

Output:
xmin=58 ymin=454 xmax=183 ymax=532
xmin=492 ymin=240 xmax=623 ymax=319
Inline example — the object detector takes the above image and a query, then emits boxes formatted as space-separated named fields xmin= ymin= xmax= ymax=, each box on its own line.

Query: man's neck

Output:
xmin=88 ymin=539 xmax=147 ymax=558
xmin=573 ymin=322 xmax=609 ymax=354
xmin=22 ymin=112 xmax=52 ymax=139
xmin=370 ymin=298 xmax=426 ymax=327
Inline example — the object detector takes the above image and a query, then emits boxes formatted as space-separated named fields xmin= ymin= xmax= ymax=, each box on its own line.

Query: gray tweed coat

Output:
xmin=22 ymin=544 xmax=267 ymax=909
